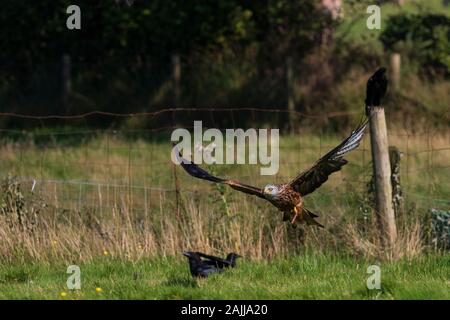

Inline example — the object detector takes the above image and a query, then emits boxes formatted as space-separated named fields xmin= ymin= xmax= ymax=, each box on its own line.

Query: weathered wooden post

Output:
xmin=172 ymin=159 xmax=181 ymax=221
xmin=172 ymin=54 xmax=181 ymax=107
xmin=286 ymin=56 xmax=295 ymax=133
xmin=171 ymin=54 xmax=181 ymax=219
xmin=389 ymin=146 xmax=404 ymax=218
xmin=390 ymin=53 xmax=401 ymax=92
xmin=369 ymin=107 xmax=398 ymax=248
xmin=61 ymin=54 xmax=72 ymax=114
xmin=365 ymin=68 xmax=398 ymax=250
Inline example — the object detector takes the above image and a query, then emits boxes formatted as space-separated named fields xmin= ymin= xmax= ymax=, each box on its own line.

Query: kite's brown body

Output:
xmin=175 ymin=119 xmax=369 ymax=229
xmin=175 ymin=68 xmax=388 ymax=229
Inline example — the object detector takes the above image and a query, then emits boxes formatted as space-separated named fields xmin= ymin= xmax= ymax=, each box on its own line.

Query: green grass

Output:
xmin=0 ymin=130 xmax=448 ymax=299
xmin=0 ymin=253 xmax=448 ymax=299
xmin=0 ymin=130 xmax=448 ymax=261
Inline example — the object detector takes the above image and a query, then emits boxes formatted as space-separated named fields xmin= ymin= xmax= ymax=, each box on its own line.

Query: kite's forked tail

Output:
xmin=288 ymin=206 xmax=324 ymax=228
xmin=302 ymin=207 xmax=324 ymax=228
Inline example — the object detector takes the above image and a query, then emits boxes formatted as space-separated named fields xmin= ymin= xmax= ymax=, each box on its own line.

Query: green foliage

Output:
xmin=0 ymin=0 xmax=332 ymax=116
xmin=0 ymin=0 xmax=328 ymax=65
xmin=0 ymin=176 xmax=43 ymax=232
xmin=380 ymin=14 xmax=450 ymax=76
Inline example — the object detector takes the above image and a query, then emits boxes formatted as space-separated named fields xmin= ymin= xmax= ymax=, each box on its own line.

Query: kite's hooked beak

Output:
xmin=263 ymin=184 xmax=278 ymax=197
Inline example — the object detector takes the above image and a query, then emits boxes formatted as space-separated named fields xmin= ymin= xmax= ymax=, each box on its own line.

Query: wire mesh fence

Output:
xmin=0 ymin=108 xmax=449 ymax=218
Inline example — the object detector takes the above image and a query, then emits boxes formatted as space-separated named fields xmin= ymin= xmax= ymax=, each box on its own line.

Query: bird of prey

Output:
xmin=174 ymin=68 xmax=386 ymax=228
xmin=197 ymin=252 xmax=241 ymax=269
xmin=174 ymin=120 xmax=368 ymax=228
xmin=182 ymin=251 xmax=223 ymax=278
xmin=365 ymin=67 xmax=388 ymax=115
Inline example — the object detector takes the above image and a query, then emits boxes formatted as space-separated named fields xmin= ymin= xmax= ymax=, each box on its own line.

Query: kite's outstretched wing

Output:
xmin=289 ymin=120 xmax=368 ymax=196
xmin=173 ymin=148 xmax=265 ymax=199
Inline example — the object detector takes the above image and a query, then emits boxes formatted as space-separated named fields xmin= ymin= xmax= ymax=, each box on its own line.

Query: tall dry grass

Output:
xmin=0 ymin=174 xmax=432 ymax=264
xmin=0 ymin=179 xmax=299 ymax=263
xmin=341 ymin=219 xmax=424 ymax=261
xmin=0 ymin=130 xmax=448 ymax=263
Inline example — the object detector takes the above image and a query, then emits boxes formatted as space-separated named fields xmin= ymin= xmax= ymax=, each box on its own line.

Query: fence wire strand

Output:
xmin=1 ymin=108 xmax=449 ymax=215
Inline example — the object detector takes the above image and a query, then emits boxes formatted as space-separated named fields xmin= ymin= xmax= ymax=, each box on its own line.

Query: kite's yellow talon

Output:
xmin=291 ymin=215 xmax=298 ymax=224
xmin=291 ymin=207 xmax=299 ymax=224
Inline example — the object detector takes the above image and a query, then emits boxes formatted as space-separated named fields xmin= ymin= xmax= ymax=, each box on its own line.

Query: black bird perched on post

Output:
xmin=197 ymin=252 xmax=242 ymax=269
xmin=182 ymin=251 xmax=223 ymax=278
xmin=365 ymin=67 xmax=388 ymax=115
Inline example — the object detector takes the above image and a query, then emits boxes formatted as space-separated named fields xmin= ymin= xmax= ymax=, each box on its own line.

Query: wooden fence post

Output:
xmin=389 ymin=146 xmax=404 ymax=218
xmin=172 ymin=54 xmax=181 ymax=107
xmin=390 ymin=53 xmax=401 ymax=92
xmin=172 ymin=159 xmax=181 ymax=221
xmin=286 ymin=56 xmax=296 ymax=133
xmin=369 ymin=107 xmax=398 ymax=248
xmin=61 ymin=54 xmax=72 ymax=114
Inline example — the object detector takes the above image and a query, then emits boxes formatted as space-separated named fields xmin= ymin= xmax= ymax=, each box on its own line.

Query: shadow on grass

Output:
xmin=163 ymin=276 xmax=199 ymax=288
xmin=355 ymin=281 xmax=396 ymax=300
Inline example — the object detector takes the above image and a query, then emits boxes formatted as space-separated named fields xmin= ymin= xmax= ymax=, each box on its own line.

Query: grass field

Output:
xmin=1 ymin=0 xmax=449 ymax=302
xmin=0 ymin=253 xmax=448 ymax=300
xmin=0 ymin=127 xmax=448 ymax=299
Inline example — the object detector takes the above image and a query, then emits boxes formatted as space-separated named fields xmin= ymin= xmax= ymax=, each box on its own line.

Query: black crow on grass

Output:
xmin=182 ymin=251 xmax=223 ymax=278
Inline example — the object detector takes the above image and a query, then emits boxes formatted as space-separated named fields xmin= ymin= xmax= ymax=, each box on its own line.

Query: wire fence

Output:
xmin=0 ymin=108 xmax=449 ymax=217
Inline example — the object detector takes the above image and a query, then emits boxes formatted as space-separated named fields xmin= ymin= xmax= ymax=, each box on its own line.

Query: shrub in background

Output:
xmin=380 ymin=13 xmax=450 ymax=77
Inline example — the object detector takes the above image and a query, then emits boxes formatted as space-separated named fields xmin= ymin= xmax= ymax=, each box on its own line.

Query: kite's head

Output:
xmin=263 ymin=184 xmax=280 ymax=198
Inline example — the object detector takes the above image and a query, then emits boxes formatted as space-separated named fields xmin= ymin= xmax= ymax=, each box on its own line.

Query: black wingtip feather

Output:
xmin=172 ymin=144 xmax=224 ymax=183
